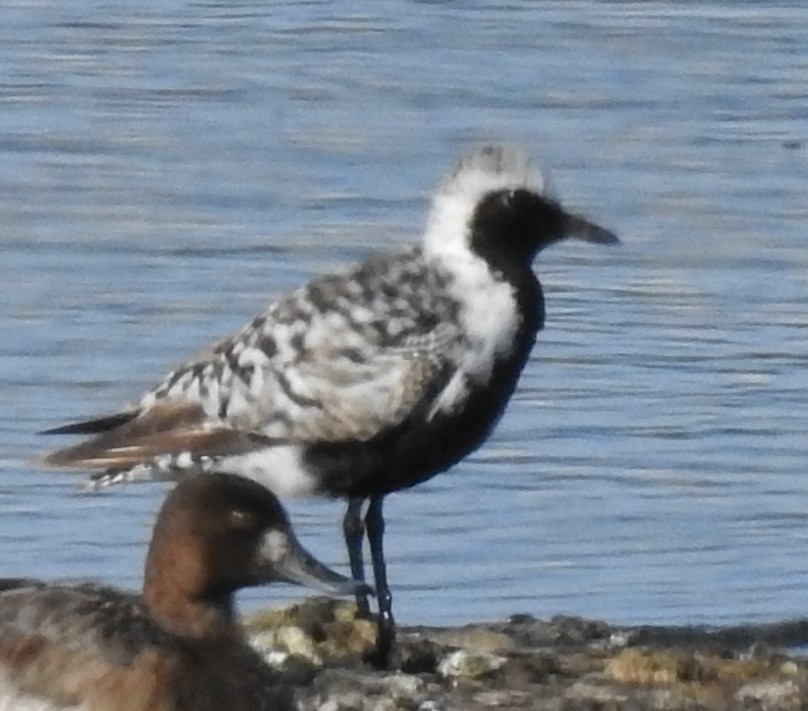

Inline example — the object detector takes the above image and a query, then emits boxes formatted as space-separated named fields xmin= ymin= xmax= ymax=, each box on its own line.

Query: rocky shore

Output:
xmin=245 ymin=598 xmax=808 ymax=711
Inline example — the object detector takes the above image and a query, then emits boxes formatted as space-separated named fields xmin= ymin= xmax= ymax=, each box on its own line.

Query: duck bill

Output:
xmin=259 ymin=529 xmax=373 ymax=597
xmin=561 ymin=210 xmax=620 ymax=245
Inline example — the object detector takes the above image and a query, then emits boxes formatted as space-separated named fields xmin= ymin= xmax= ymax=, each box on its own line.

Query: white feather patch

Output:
xmin=423 ymin=144 xmax=548 ymax=259
xmin=219 ymin=446 xmax=317 ymax=497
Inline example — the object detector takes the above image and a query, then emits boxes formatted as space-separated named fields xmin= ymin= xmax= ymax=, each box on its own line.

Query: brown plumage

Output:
xmin=42 ymin=401 xmax=268 ymax=470
xmin=0 ymin=473 xmax=365 ymax=710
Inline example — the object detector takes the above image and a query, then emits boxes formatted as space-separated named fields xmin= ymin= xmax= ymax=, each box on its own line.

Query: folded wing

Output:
xmin=43 ymin=254 xmax=464 ymax=472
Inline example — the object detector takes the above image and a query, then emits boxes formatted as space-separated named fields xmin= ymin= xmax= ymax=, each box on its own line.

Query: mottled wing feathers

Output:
xmin=271 ymin=334 xmax=456 ymax=441
xmin=0 ymin=583 xmax=174 ymax=709
xmin=150 ymin=252 xmax=462 ymax=438
xmin=44 ymin=249 xmax=465 ymax=471
xmin=43 ymin=401 xmax=265 ymax=470
xmin=0 ymin=584 xmax=153 ymax=659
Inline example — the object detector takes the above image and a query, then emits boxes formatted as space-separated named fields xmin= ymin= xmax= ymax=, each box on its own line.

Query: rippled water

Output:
xmin=2 ymin=1 xmax=807 ymax=627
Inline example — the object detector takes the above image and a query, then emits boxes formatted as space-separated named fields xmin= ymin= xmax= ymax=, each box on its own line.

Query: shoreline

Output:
xmin=246 ymin=598 xmax=808 ymax=710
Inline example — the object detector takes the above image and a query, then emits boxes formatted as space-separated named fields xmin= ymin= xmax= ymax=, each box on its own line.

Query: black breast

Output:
xmin=307 ymin=269 xmax=545 ymax=498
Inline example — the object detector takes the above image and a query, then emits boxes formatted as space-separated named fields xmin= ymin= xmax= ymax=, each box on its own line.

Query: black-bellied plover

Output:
xmin=42 ymin=144 xmax=619 ymax=666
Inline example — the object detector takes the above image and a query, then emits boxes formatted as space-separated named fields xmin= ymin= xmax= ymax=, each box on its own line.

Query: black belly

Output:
xmin=304 ymin=348 xmax=534 ymax=499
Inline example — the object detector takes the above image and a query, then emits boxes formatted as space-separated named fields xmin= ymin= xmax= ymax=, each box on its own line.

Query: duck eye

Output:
xmin=502 ymin=190 xmax=517 ymax=207
xmin=228 ymin=509 xmax=257 ymax=529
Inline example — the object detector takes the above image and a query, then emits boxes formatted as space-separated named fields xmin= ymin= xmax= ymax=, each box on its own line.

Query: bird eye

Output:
xmin=502 ymin=190 xmax=517 ymax=207
xmin=502 ymin=189 xmax=530 ymax=209
xmin=228 ymin=509 xmax=257 ymax=529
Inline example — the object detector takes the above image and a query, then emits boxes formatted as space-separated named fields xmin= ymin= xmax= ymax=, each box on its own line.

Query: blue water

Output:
xmin=2 ymin=1 xmax=807 ymax=628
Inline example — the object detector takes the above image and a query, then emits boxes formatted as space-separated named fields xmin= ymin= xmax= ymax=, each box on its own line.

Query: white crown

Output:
xmin=423 ymin=144 xmax=549 ymax=256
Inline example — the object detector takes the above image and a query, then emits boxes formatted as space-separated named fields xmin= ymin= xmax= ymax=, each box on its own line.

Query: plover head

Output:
xmin=423 ymin=144 xmax=617 ymax=268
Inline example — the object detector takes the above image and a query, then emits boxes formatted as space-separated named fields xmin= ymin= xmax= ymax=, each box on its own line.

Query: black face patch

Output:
xmin=469 ymin=189 xmax=565 ymax=270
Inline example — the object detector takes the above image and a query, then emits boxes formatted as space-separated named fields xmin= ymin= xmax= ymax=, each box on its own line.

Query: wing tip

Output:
xmin=38 ymin=448 xmax=94 ymax=469
xmin=39 ymin=410 xmax=140 ymax=437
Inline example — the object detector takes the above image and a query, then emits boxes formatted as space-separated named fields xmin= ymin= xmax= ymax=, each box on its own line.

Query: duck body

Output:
xmin=0 ymin=474 xmax=363 ymax=710
xmin=0 ymin=582 xmax=288 ymax=711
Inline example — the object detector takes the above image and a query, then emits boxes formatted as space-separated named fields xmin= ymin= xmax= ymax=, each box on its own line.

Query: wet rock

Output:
xmin=397 ymin=639 xmax=440 ymax=675
xmin=563 ymin=680 xmax=630 ymax=708
xmin=251 ymin=624 xmax=323 ymax=666
xmin=501 ymin=613 xmax=612 ymax=648
xmin=497 ymin=652 xmax=563 ymax=686
xmin=438 ymin=649 xmax=507 ymax=680
xmin=301 ymin=669 xmax=430 ymax=711
xmin=426 ymin=626 xmax=515 ymax=654
xmin=735 ymin=679 xmax=801 ymax=709
xmin=243 ymin=598 xmax=808 ymax=711
xmin=245 ymin=596 xmax=377 ymax=667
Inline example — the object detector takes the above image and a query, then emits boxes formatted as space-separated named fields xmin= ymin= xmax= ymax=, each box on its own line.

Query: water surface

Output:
xmin=2 ymin=1 xmax=807 ymax=627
